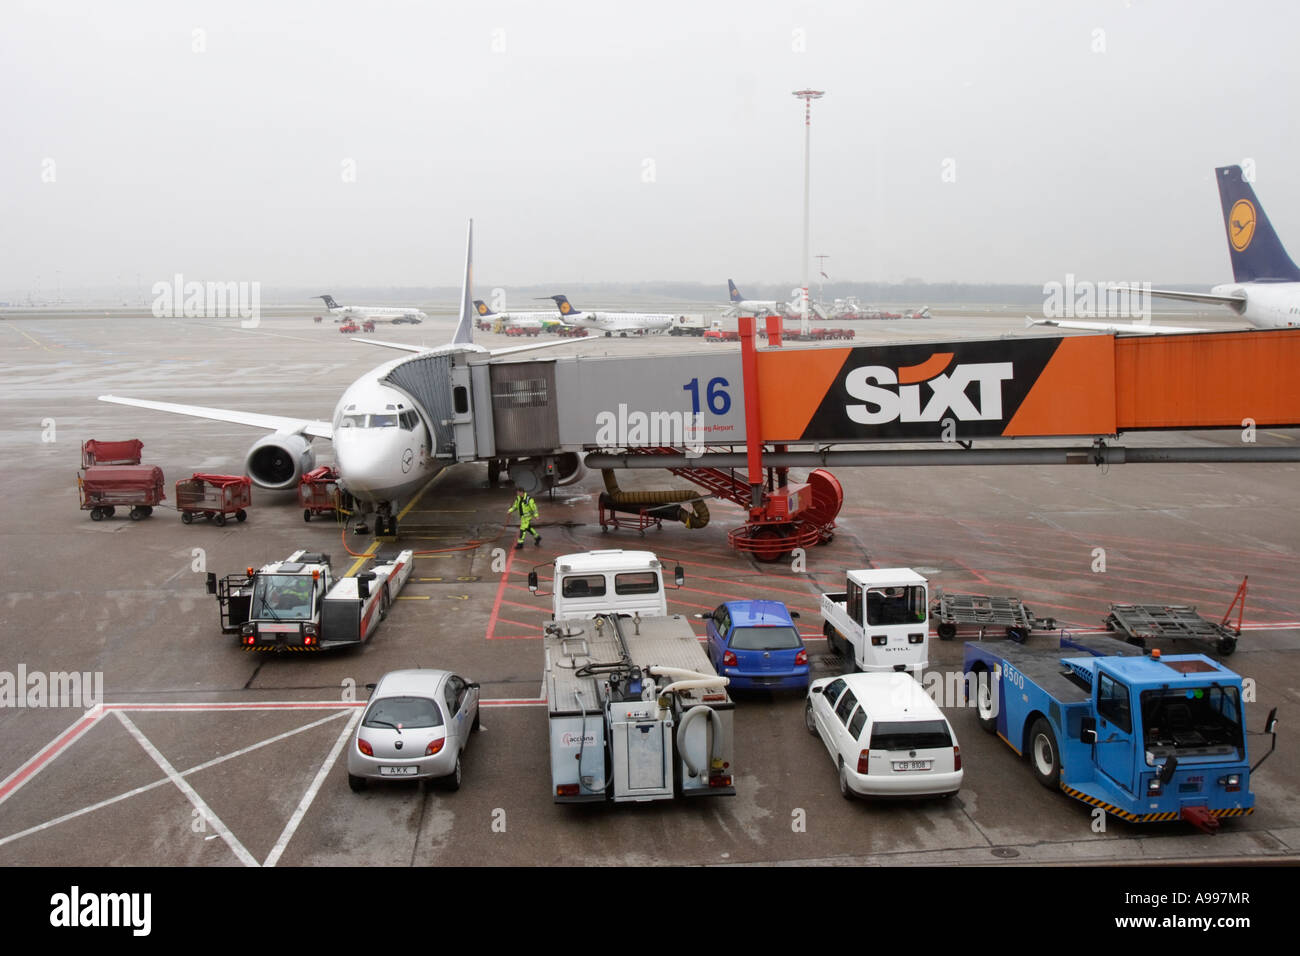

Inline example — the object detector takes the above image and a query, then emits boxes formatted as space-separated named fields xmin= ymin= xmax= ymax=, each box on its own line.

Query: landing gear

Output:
xmin=373 ymin=513 xmax=399 ymax=537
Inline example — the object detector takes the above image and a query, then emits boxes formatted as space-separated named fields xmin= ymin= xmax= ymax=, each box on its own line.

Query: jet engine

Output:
xmin=507 ymin=452 xmax=585 ymax=495
xmin=245 ymin=433 xmax=315 ymax=489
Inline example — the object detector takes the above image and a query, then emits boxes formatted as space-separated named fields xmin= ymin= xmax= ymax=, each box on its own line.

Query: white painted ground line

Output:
xmin=263 ymin=708 xmax=362 ymax=867
xmin=0 ymin=710 xmax=351 ymax=850
xmin=115 ymin=711 xmax=259 ymax=867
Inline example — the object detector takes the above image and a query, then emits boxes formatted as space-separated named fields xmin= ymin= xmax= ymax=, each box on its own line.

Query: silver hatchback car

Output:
xmin=347 ymin=669 xmax=480 ymax=793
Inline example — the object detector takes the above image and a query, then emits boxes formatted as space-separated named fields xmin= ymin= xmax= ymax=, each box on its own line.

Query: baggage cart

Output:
xmin=175 ymin=473 xmax=251 ymax=526
xmin=299 ymin=465 xmax=341 ymax=521
xmin=81 ymin=438 xmax=143 ymax=467
xmin=932 ymin=590 xmax=1055 ymax=642
xmin=78 ymin=465 xmax=165 ymax=521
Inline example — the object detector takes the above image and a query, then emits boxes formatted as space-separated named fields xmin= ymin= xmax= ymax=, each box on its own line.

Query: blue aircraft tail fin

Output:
xmin=1216 ymin=165 xmax=1300 ymax=282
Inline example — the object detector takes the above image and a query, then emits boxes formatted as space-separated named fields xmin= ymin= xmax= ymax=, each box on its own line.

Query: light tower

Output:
xmin=792 ymin=88 xmax=824 ymax=337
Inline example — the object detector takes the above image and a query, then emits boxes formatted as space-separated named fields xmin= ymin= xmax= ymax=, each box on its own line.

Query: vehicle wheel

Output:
xmin=938 ymin=622 xmax=957 ymax=641
xmin=804 ymin=699 xmax=819 ymax=736
xmin=130 ymin=507 xmax=145 ymax=521
xmin=973 ymin=667 xmax=997 ymax=734
xmin=750 ymin=527 xmax=786 ymax=563
xmin=379 ymin=586 xmax=390 ymax=622
xmin=838 ymin=760 xmax=853 ymax=800
xmin=442 ymin=754 xmax=462 ymax=791
xmin=472 ymin=707 xmax=481 ymax=733
xmin=1217 ymin=636 xmax=1237 ymax=656
xmin=181 ymin=511 xmax=194 ymax=524
xmin=90 ymin=507 xmax=104 ymax=521
xmin=105 ymin=506 xmax=116 ymax=517
xmin=347 ymin=774 xmax=366 ymax=793
xmin=1028 ymin=717 xmax=1060 ymax=789
xmin=235 ymin=509 xmax=247 ymax=522
xmin=142 ymin=506 xmax=153 ymax=517
xmin=303 ymin=509 xmax=311 ymax=522
xmin=214 ymin=512 xmax=227 ymax=527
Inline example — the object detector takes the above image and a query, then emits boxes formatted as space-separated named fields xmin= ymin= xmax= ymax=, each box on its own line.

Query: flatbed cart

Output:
xmin=1105 ymin=604 xmax=1240 ymax=656
xmin=176 ymin=473 xmax=251 ymax=526
xmin=299 ymin=466 xmax=342 ymax=521
xmin=933 ymin=590 xmax=1056 ymax=642
xmin=598 ymin=493 xmax=664 ymax=535
xmin=78 ymin=465 xmax=165 ymax=521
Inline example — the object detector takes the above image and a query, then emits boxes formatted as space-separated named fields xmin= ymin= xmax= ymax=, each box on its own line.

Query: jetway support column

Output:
xmin=739 ymin=315 xmax=764 ymax=510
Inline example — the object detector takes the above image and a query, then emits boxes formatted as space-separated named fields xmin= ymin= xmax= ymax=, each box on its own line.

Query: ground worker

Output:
xmin=507 ymin=487 xmax=541 ymax=549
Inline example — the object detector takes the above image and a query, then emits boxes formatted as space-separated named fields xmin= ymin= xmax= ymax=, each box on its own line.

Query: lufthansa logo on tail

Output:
xmin=1230 ymin=199 xmax=1256 ymax=251
xmin=477 ymin=303 xmax=488 ymax=314
xmin=560 ymin=302 xmax=571 ymax=313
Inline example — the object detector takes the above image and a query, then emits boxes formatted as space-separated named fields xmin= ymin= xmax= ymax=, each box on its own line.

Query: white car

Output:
xmin=805 ymin=673 xmax=962 ymax=799
xmin=347 ymin=669 xmax=480 ymax=793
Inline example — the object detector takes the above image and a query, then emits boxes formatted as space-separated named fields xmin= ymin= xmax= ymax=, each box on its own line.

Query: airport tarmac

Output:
xmin=0 ymin=309 xmax=1297 ymax=868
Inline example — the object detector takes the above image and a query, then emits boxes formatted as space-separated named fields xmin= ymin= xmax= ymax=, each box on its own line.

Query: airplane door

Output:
xmin=450 ymin=365 xmax=476 ymax=461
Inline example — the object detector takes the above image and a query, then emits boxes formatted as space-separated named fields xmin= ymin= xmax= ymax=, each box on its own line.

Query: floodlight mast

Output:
xmin=793 ymin=89 xmax=824 ymax=337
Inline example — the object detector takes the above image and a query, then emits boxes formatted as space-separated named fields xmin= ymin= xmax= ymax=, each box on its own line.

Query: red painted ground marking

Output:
xmin=0 ymin=711 xmax=103 ymax=804
xmin=495 ymin=616 xmax=540 ymax=632
xmin=486 ymin=634 xmax=544 ymax=640
xmin=484 ymin=544 xmax=517 ymax=640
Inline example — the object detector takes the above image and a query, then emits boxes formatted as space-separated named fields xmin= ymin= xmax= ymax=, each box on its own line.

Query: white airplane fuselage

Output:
xmin=1209 ymin=282 xmax=1300 ymax=328
xmin=569 ymin=312 xmax=674 ymax=334
xmin=330 ymin=305 xmax=429 ymax=321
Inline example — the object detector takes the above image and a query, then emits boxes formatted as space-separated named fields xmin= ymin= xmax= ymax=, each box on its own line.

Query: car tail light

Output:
xmin=857 ymin=750 xmax=870 ymax=774
xmin=794 ymin=649 xmax=808 ymax=666
xmin=954 ymin=745 xmax=962 ymax=771
xmin=871 ymin=635 xmax=887 ymax=646
xmin=1147 ymin=777 xmax=1162 ymax=796
xmin=303 ymin=634 xmax=315 ymax=646
xmin=556 ymin=783 xmax=580 ymax=797
xmin=358 ymin=738 xmax=373 ymax=756
xmin=244 ymin=634 xmax=256 ymax=646
xmin=908 ymin=633 xmax=924 ymax=644
xmin=709 ymin=773 xmax=733 ymax=788
xmin=425 ymin=737 xmax=445 ymax=756
xmin=723 ymin=651 xmax=738 ymax=667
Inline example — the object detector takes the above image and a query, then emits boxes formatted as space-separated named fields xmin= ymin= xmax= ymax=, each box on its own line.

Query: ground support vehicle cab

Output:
xmin=822 ymin=568 xmax=929 ymax=675
xmin=532 ymin=550 xmax=736 ymax=804
xmin=207 ymin=548 xmax=412 ymax=651
xmin=964 ymin=635 xmax=1277 ymax=831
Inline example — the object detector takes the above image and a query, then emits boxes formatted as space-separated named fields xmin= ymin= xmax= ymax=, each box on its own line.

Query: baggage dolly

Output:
xmin=1103 ymin=577 xmax=1248 ymax=657
xmin=176 ymin=473 xmax=252 ymax=526
xmin=932 ymin=590 xmax=1056 ymax=642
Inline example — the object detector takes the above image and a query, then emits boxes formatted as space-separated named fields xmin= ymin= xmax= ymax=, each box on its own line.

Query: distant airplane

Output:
xmin=472 ymin=299 xmax=562 ymax=332
xmin=317 ymin=294 xmax=427 ymax=325
xmin=102 ymin=224 xmax=583 ymax=537
xmin=546 ymin=295 xmax=676 ymax=336
xmin=724 ymin=280 xmax=797 ymax=318
xmin=1030 ymin=165 xmax=1300 ymax=334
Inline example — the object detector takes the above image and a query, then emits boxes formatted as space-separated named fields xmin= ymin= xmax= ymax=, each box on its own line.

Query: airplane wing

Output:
xmin=98 ymin=396 xmax=333 ymax=439
xmin=1145 ymin=287 xmax=1248 ymax=311
xmin=350 ymin=338 xmax=430 ymax=354
xmin=1026 ymin=317 xmax=1204 ymax=335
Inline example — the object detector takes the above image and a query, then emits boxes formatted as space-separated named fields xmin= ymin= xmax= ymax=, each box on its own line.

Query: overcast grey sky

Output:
xmin=3 ymin=0 xmax=1297 ymax=294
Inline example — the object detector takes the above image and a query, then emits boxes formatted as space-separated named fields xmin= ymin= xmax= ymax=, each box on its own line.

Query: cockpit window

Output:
xmin=339 ymin=414 xmax=367 ymax=428
xmin=339 ymin=413 xmax=403 ymax=429
xmin=369 ymin=414 xmax=398 ymax=428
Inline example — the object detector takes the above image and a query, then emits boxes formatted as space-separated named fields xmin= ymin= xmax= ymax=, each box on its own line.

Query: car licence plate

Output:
xmin=892 ymin=760 xmax=932 ymax=771
xmin=379 ymin=766 xmax=418 ymax=776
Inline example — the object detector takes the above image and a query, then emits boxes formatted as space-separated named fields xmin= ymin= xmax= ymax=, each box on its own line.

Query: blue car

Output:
xmin=705 ymin=600 xmax=809 ymax=691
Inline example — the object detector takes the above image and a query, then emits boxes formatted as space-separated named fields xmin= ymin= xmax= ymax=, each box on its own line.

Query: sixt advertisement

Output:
xmin=757 ymin=335 xmax=1118 ymax=441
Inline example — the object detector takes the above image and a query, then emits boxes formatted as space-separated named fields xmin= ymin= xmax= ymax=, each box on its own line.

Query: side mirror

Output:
xmin=357 ymin=577 xmax=370 ymax=599
xmin=789 ymin=611 xmax=801 ymax=620
xmin=1159 ymin=756 xmax=1179 ymax=784
xmin=1265 ymin=706 xmax=1278 ymax=735
xmin=811 ymin=685 xmax=824 ymax=695
xmin=528 ymin=571 xmax=539 ymax=593
xmin=466 ymin=681 xmax=480 ymax=691
xmin=1080 ymin=716 xmax=1097 ymax=745
xmin=674 ymin=565 xmax=685 ymax=587
xmin=364 ymin=682 xmax=377 ymax=691
xmin=206 ymin=572 xmax=217 ymax=595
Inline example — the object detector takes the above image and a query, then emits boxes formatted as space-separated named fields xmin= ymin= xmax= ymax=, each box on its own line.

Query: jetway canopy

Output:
xmin=458 ymin=330 xmax=1300 ymax=461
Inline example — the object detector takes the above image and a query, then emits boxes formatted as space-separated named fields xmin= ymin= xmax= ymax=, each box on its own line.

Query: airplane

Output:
xmin=1029 ymin=165 xmax=1300 ymax=334
xmin=100 ymin=223 xmax=585 ymax=537
xmin=317 ymin=294 xmax=428 ymax=325
xmin=724 ymin=280 xmax=797 ymax=318
xmin=472 ymin=299 xmax=563 ymax=332
xmin=545 ymin=294 xmax=676 ymax=336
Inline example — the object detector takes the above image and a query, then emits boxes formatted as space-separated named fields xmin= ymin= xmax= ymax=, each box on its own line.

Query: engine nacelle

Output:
xmin=507 ymin=453 xmax=585 ymax=495
xmin=245 ymin=433 xmax=315 ymax=490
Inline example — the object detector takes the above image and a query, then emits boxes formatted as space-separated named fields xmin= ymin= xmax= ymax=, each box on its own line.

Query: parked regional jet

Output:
xmin=724 ymin=280 xmax=798 ymax=318
xmin=1030 ymin=165 xmax=1300 ymax=334
xmin=546 ymin=294 xmax=676 ymax=336
xmin=473 ymin=299 xmax=562 ymax=331
xmin=318 ymin=294 xmax=428 ymax=324
xmin=101 ymin=224 xmax=583 ymax=537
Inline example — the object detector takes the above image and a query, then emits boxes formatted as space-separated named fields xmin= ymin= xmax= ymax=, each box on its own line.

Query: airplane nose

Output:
xmin=334 ymin=429 xmax=410 ymax=498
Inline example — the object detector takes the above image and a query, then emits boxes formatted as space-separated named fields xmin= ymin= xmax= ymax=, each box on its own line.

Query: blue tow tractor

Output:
xmin=964 ymin=635 xmax=1278 ymax=833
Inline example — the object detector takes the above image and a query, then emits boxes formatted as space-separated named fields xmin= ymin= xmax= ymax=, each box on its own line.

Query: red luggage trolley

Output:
xmin=175 ymin=473 xmax=251 ymax=526
xmin=81 ymin=438 xmax=143 ymax=467
xmin=299 ymin=465 xmax=341 ymax=521
xmin=79 ymin=465 xmax=165 ymax=521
